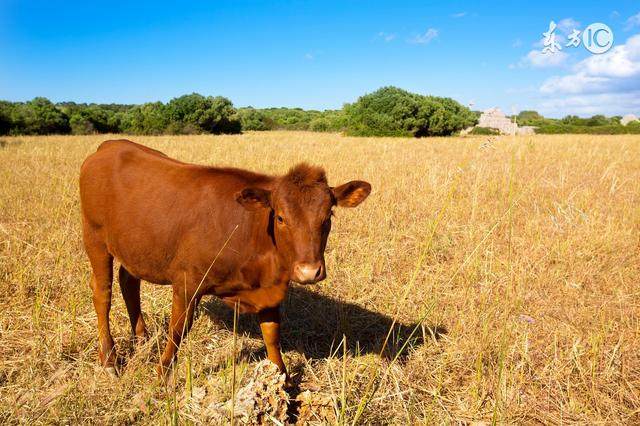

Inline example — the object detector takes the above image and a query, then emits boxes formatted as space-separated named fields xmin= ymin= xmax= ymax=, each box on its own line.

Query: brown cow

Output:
xmin=79 ymin=139 xmax=371 ymax=378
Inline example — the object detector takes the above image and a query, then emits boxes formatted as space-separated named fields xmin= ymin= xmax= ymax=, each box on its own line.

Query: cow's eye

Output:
xmin=276 ymin=215 xmax=284 ymax=224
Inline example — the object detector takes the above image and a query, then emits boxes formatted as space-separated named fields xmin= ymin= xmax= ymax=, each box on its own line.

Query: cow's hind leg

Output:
xmin=85 ymin=241 xmax=116 ymax=373
xmin=118 ymin=266 xmax=148 ymax=340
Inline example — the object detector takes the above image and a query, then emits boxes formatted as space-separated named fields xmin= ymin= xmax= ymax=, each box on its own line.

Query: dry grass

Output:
xmin=0 ymin=131 xmax=639 ymax=424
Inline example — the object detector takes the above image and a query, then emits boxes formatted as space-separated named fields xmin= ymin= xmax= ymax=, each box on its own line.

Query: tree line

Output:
xmin=0 ymin=94 xmax=241 ymax=136
xmin=0 ymin=88 xmax=478 ymax=137
xmin=515 ymin=111 xmax=640 ymax=134
xmin=2 ymin=88 xmax=636 ymax=137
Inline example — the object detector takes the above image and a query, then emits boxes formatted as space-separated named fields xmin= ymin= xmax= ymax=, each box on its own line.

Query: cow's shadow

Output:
xmin=200 ymin=285 xmax=446 ymax=362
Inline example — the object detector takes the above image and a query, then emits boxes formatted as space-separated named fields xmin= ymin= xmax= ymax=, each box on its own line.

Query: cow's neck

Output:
xmin=250 ymin=208 xmax=290 ymax=283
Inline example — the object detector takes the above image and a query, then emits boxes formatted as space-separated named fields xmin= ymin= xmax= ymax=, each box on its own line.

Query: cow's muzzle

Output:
xmin=292 ymin=262 xmax=326 ymax=284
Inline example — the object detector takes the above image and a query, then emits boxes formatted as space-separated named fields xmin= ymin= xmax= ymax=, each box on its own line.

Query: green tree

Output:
xmin=586 ymin=114 xmax=609 ymax=126
xmin=69 ymin=113 xmax=95 ymax=134
xmin=560 ymin=115 xmax=585 ymax=126
xmin=120 ymin=102 xmax=169 ymax=135
xmin=166 ymin=93 xmax=240 ymax=134
xmin=517 ymin=110 xmax=544 ymax=125
xmin=309 ymin=117 xmax=331 ymax=132
xmin=12 ymin=98 xmax=70 ymax=135
xmin=65 ymin=105 xmax=120 ymax=134
xmin=238 ymin=108 xmax=272 ymax=131
xmin=0 ymin=101 xmax=12 ymax=135
xmin=343 ymin=87 xmax=476 ymax=137
xmin=206 ymin=96 xmax=241 ymax=134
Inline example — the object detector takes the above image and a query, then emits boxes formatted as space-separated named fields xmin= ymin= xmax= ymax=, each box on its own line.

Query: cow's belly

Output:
xmin=106 ymin=231 xmax=175 ymax=285
xmin=117 ymin=258 xmax=173 ymax=285
xmin=219 ymin=282 xmax=289 ymax=314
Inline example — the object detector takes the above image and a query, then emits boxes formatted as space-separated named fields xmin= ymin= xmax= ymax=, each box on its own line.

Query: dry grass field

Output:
xmin=1 ymin=131 xmax=639 ymax=424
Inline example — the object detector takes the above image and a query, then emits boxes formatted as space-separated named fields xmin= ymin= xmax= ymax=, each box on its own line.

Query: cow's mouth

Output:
xmin=291 ymin=262 xmax=326 ymax=284
xmin=291 ymin=275 xmax=326 ymax=285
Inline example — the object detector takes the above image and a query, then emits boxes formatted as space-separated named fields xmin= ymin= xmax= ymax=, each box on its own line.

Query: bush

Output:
xmin=535 ymin=124 xmax=640 ymax=134
xmin=120 ymin=102 xmax=169 ymax=135
xmin=66 ymin=107 xmax=119 ymax=134
xmin=0 ymin=101 xmax=12 ymax=135
xmin=322 ymin=110 xmax=347 ymax=132
xmin=237 ymin=108 xmax=271 ymax=131
xmin=237 ymin=108 xmax=345 ymax=132
xmin=517 ymin=110 xmax=543 ymax=125
xmin=627 ymin=120 xmax=640 ymax=130
xmin=513 ymin=113 xmax=640 ymax=134
xmin=0 ymin=95 xmax=243 ymax=136
xmin=343 ymin=87 xmax=476 ymax=137
xmin=69 ymin=113 xmax=95 ymax=134
xmin=165 ymin=94 xmax=241 ymax=134
xmin=469 ymin=127 xmax=500 ymax=135
xmin=309 ymin=117 xmax=331 ymax=132
xmin=559 ymin=115 xmax=617 ymax=127
xmin=258 ymin=108 xmax=317 ymax=130
xmin=586 ymin=115 xmax=609 ymax=126
xmin=11 ymin=98 xmax=70 ymax=135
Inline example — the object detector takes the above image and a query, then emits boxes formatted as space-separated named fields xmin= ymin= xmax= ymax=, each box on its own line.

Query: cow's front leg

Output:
xmin=259 ymin=306 xmax=286 ymax=375
xmin=158 ymin=286 xmax=198 ymax=376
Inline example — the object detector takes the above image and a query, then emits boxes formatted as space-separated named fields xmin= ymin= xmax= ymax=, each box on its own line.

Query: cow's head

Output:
xmin=236 ymin=164 xmax=371 ymax=284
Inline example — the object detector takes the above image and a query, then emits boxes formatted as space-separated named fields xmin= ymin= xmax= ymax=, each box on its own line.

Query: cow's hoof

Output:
xmin=104 ymin=366 xmax=118 ymax=378
xmin=284 ymin=377 xmax=295 ymax=390
xmin=133 ymin=334 xmax=149 ymax=346
xmin=157 ymin=365 xmax=176 ymax=387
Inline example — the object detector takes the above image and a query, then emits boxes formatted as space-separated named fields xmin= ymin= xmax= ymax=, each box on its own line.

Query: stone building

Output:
xmin=475 ymin=107 xmax=536 ymax=135
xmin=477 ymin=107 xmax=517 ymax=134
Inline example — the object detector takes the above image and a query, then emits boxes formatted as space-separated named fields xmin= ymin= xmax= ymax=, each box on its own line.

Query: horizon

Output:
xmin=2 ymin=1 xmax=639 ymax=118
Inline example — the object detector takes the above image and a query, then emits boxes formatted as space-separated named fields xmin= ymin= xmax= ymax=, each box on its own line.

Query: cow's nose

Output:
xmin=293 ymin=262 xmax=325 ymax=284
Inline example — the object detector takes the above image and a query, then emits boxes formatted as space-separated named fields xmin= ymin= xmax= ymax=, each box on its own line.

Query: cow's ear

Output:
xmin=331 ymin=181 xmax=371 ymax=207
xmin=236 ymin=187 xmax=272 ymax=210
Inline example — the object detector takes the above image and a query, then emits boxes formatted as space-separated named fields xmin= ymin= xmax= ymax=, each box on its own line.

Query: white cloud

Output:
xmin=377 ymin=32 xmax=396 ymax=42
xmin=304 ymin=53 xmax=314 ymax=60
xmin=540 ymin=73 xmax=610 ymax=94
xmin=538 ymin=91 xmax=640 ymax=116
xmin=580 ymin=37 xmax=640 ymax=78
xmin=451 ymin=12 xmax=467 ymax=18
xmin=557 ymin=18 xmax=581 ymax=34
xmin=409 ymin=28 xmax=439 ymax=44
xmin=512 ymin=49 xmax=568 ymax=69
xmin=540 ymin=34 xmax=640 ymax=94
xmin=537 ymin=34 xmax=640 ymax=115
xmin=625 ymin=12 xmax=640 ymax=30
xmin=610 ymin=11 xmax=620 ymax=20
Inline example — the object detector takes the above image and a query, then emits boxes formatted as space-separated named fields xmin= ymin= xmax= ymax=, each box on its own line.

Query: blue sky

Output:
xmin=1 ymin=1 xmax=639 ymax=117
